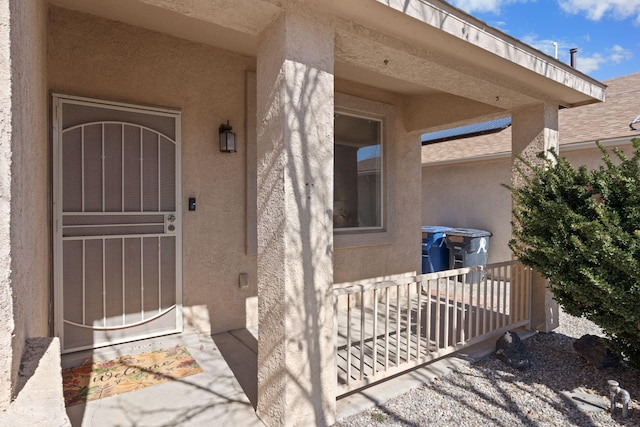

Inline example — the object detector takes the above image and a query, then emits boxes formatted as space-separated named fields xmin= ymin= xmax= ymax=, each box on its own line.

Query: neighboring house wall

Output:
xmin=421 ymin=158 xmax=512 ymax=264
xmin=0 ymin=0 xmax=48 ymax=405
xmin=421 ymin=142 xmax=638 ymax=267
xmin=563 ymin=144 xmax=634 ymax=169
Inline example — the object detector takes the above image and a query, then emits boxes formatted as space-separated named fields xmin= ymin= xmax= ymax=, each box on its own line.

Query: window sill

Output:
xmin=334 ymin=229 xmax=393 ymax=249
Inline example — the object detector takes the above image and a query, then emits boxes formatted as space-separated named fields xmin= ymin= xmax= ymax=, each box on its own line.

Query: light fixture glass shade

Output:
xmin=219 ymin=121 xmax=236 ymax=152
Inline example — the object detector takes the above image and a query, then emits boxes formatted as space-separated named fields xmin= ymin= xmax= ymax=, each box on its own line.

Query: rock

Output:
xmin=573 ymin=334 xmax=620 ymax=369
xmin=495 ymin=331 xmax=532 ymax=370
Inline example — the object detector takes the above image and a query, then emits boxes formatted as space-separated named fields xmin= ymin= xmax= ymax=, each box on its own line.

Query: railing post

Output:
xmin=435 ymin=278 xmax=441 ymax=354
xmin=359 ymin=290 xmax=365 ymax=380
xmin=395 ymin=284 xmax=401 ymax=366
xmin=425 ymin=277 xmax=432 ymax=355
xmin=384 ymin=287 xmax=389 ymax=371
xmin=334 ymin=292 xmax=338 ymax=386
xmin=372 ymin=288 xmax=378 ymax=376
xmin=406 ymin=282 xmax=411 ymax=362
xmin=416 ymin=280 xmax=422 ymax=359
xmin=346 ymin=293 xmax=352 ymax=385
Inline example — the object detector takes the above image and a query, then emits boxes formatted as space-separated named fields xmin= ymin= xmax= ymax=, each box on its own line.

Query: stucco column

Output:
xmin=511 ymin=103 xmax=560 ymax=333
xmin=255 ymin=10 xmax=335 ymax=427
xmin=0 ymin=1 xmax=14 ymax=407
xmin=0 ymin=0 xmax=48 ymax=408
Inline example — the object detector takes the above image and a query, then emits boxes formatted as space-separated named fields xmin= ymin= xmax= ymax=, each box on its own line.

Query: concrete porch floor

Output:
xmin=62 ymin=330 xmax=262 ymax=427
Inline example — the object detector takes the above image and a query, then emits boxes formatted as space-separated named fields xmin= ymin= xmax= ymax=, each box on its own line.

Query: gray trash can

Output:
xmin=444 ymin=228 xmax=492 ymax=280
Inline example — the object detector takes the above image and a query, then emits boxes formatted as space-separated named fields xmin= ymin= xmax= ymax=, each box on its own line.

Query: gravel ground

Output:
xmin=334 ymin=309 xmax=640 ymax=427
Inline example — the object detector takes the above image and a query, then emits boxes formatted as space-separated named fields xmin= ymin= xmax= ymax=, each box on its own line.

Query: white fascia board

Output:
xmin=559 ymin=137 xmax=637 ymax=152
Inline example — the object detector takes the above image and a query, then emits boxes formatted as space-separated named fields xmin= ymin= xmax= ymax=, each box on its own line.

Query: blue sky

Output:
xmin=449 ymin=0 xmax=640 ymax=81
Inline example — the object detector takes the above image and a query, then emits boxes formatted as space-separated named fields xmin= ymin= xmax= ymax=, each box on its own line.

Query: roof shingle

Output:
xmin=422 ymin=72 xmax=640 ymax=164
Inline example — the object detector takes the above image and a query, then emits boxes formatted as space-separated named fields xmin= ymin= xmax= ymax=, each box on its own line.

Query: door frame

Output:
xmin=52 ymin=93 xmax=183 ymax=352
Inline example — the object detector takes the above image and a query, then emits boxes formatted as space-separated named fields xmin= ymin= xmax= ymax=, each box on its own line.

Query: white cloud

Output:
xmin=575 ymin=53 xmax=606 ymax=73
xmin=607 ymin=44 xmax=633 ymax=63
xmin=449 ymin=0 xmax=529 ymax=14
xmin=558 ymin=0 xmax=640 ymax=23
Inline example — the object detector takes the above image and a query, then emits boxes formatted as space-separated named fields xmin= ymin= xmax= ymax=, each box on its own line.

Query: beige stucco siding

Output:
xmin=0 ymin=0 xmax=608 ymax=420
xmin=48 ymin=6 xmax=257 ymax=335
xmin=48 ymin=6 xmax=425 ymax=337
xmin=0 ymin=0 xmax=48 ymax=406
xmin=563 ymin=144 xmax=635 ymax=169
xmin=0 ymin=0 xmax=14 ymax=406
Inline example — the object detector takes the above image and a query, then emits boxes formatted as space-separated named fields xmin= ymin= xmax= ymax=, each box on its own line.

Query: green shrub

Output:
xmin=505 ymin=139 xmax=640 ymax=367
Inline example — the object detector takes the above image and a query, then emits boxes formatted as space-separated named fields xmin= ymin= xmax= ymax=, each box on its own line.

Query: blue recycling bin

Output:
xmin=421 ymin=226 xmax=451 ymax=273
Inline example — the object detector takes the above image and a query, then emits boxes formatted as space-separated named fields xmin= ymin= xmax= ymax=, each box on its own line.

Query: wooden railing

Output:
xmin=333 ymin=260 xmax=531 ymax=395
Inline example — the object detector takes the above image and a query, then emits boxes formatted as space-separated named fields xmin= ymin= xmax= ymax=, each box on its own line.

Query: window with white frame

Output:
xmin=334 ymin=111 xmax=383 ymax=230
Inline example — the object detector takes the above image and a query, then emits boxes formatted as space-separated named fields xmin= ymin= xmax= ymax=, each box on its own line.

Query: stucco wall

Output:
xmin=563 ymin=144 xmax=634 ymax=170
xmin=0 ymin=0 xmax=14 ymax=407
xmin=0 ymin=0 xmax=48 ymax=407
xmin=422 ymin=158 xmax=513 ymax=265
xmin=48 ymin=6 xmax=257 ymax=335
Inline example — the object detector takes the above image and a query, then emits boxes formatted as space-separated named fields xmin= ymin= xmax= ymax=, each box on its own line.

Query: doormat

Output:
xmin=62 ymin=345 xmax=203 ymax=406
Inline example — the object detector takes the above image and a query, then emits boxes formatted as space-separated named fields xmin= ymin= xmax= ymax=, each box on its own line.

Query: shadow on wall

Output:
xmin=256 ymin=52 xmax=335 ymax=425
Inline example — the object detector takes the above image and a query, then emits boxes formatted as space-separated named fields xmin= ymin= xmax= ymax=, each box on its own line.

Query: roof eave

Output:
xmin=376 ymin=0 xmax=606 ymax=105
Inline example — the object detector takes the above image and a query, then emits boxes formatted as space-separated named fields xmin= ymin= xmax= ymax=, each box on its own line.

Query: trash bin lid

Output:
xmin=446 ymin=227 xmax=492 ymax=238
xmin=421 ymin=226 xmax=451 ymax=233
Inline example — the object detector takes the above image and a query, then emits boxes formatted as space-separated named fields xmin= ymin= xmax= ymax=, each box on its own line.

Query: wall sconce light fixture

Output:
xmin=219 ymin=120 xmax=236 ymax=153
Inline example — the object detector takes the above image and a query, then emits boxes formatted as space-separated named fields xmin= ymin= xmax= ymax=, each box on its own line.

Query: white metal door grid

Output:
xmin=53 ymin=94 xmax=183 ymax=353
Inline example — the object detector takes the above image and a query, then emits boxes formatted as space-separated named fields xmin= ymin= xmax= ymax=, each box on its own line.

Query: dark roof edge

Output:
xmin=421 ymin=124 xmax=511 ymax=145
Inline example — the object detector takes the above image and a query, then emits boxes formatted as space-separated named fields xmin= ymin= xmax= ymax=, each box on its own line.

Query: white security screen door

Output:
xmin=53 ymin=94 xmax=182 ymax=353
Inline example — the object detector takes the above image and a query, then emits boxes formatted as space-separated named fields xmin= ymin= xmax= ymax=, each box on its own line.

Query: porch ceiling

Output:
xmin=47 ymin=0 xmax=605 ymax=118
xmin=329 ymin=0 xmax=606 ymax=108
xmin=47 ymin=0 xmax=279 ymax=56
